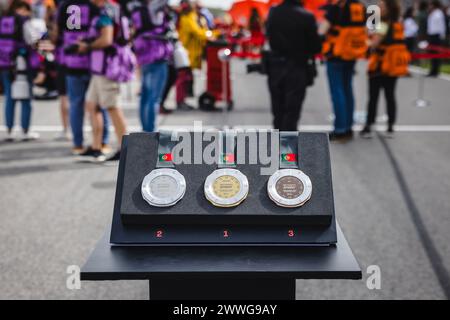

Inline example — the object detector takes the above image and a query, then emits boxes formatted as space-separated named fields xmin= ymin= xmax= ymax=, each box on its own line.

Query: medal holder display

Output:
xmin=111 ymin=132 xmax=337 ymax=246
xmin=204 ymin=131 xmax=249 ymax=208
xmin=141 ymin=131 xmax=186 ymax=207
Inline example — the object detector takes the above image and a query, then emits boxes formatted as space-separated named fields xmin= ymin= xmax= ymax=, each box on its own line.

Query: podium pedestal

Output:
xmin=150 ymin=278 xmax=295 ymax=300
xmin=81 ymin=223 xmax=361 ymax=300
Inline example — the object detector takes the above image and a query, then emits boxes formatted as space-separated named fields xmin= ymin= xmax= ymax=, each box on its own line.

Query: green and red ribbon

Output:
xmin=221 ymin=153 xmax=235 ymax=164
xmin=281 ymin=153 xmax=297 ymax=163
xmin=159 ymin=153 xmax=173 ymax=162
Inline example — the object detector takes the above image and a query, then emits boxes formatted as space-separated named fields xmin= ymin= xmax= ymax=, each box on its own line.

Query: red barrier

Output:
xmin=412 ymin=52 xmax=450 ymax=60
xmin=412 ymin=44 xmax=450 ymax=60
xmin=231 ymin=51 xmax=262 ymax=59
xmin=425 ymin=45 xmax=450 ymax=54
xmin=226 ymin=39 xmax=450 ymax=61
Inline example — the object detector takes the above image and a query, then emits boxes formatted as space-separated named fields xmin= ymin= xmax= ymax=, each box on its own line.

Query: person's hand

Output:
xmin=77 ymin=41 xmax=89 ymax=54
xmin=33 ymin=72 xmax=46 ymax=85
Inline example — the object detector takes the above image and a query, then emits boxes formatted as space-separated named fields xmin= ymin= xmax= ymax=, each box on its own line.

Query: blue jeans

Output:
xmin=326 ymin=61 xmax=356 ymax=134
xmin=66 ymin=74 xmax=109 ymax=148
xmin=1 ymin=70 xmax=32 ymax=132
xmin=140 ymin=61 xmax=168 ymax=132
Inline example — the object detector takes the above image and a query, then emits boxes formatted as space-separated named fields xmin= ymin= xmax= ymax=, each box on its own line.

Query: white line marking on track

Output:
xmin=2 ymin=125 xmax=450 ymax=133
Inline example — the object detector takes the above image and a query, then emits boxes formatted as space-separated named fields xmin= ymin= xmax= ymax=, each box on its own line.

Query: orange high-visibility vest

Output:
xmin=323 ymin=0 xmax=368 ymax=61
xmin=368 ymin=22 xmax=411 ymax=77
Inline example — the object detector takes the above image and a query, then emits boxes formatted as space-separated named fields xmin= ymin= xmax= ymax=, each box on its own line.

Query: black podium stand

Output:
xmin=81 ymin=132 xmax=362 ymax=300
xmin=81 ymin=223 xmax=361 ymax=300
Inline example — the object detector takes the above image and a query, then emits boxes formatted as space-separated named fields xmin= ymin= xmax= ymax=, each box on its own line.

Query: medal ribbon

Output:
xmin=156 ymin=131 xmax=177 ymax=168
xmin=218 ymin=131 xmax=237 ymax=168
xmin=279 ymin=132 xmax=299 ymax=169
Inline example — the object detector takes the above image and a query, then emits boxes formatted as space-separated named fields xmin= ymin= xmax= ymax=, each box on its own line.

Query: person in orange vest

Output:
xmin=320 ymin=0 xmax=368 ymax=142
xmin=360 ymin=0 xmax=410 ymax=139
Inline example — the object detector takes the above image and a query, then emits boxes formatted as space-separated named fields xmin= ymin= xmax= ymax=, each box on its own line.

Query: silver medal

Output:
xmin=142 ymin=168 xmax=186 ymax=207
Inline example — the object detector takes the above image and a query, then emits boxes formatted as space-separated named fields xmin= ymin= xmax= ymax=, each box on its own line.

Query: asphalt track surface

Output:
xmin=0 ymin=61 xmax=449 ymax=299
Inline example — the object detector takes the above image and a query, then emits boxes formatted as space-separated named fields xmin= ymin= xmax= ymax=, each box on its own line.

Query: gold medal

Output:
xmin=212 ymin=175 xmax=241 ymax=199
xmin=205 ymin=169 xmax=249 ymax=208
xmin=204 ymin=131 xmax=249 ymax=208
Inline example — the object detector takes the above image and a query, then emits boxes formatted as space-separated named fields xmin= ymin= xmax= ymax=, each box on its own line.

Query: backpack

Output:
xmin=380 ymin=44 xmax=410 ymax=77
xmin=107 ymin=13 xmax=136 ymax=82
xmin=104 ymin=43 xmax=136 ymax=82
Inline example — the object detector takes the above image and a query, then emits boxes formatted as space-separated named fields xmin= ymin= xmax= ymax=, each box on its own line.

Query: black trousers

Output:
xmin=405 ymin=37 xmax=416 ymax=53
xmin=268 ymin=61 xmax=307 ymax=131
xmin=366 ymin=75 xmax=398 ymax=127
xmin=160 ymin=64 xmax=178 ymax=108
xmin=428 ymin=35 xmax=442 ymax=76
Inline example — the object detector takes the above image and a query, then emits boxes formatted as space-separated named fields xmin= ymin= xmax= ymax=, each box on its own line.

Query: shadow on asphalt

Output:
xmin=0 ymin=162 xmax=108 ymax=177
xmin=91 ymin=181 xmax=116 ymax=190
xmin=0 ymin=145 xmax=73 ymax=162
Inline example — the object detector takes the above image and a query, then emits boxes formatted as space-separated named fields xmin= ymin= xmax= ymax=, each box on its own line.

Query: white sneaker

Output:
xmin=54 ymin=130 xmax=70 ymax=142
xmin=22 ymin=131 xmax=40 ymax=141
xmin=4 ymin=131 xmax=15 ymax=142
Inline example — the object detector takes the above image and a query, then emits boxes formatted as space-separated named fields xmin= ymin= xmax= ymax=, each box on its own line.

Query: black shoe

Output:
xmin=106 ymin=150 xmax=121 ymax=162
xmin=78 ymin=147 xmax=94 ymax=156
xmin=426 ymin=73 xmax=438 ymax=78
xmin=360 ymin=126 xmax=374 ymax=139
xmin=177 ymin=102 xmax=194 ymax=111
xmin=344 ymin=130 xmax=354 ymax=139
xmin=77 ymin=148 xmax=106 ymax=163
xmin=159 ymin=106 xmax=173 ymax=115
xmin=384 ymin=126 xmax=395 ymax=139
xmin=329 ymin=132 xmax=352 ymax=142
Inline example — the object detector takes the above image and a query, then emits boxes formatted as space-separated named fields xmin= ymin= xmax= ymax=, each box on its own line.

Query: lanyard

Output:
xmin=279 ymin=132 xmax=299 ymax=169
xmin=218 ymin=131 xmax=237 ymax=168
xmin=156 ymin=131 xmax=177 ymax=168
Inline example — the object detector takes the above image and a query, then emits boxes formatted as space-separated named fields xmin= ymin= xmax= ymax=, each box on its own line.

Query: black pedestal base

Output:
xmin=81 ymin=223 xmax=361 ymax=300
xmin=150 ymin=278 xmax=295 ymax=300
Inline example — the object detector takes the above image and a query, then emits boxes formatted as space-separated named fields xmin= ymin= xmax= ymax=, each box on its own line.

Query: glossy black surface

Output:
xmin=82 ymin=223 xmax=361 ymax=281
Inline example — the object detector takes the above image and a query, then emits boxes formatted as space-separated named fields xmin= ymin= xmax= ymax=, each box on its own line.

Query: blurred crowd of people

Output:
xmin=264 ymin=0 xmax=450 ymax=142
xmin=1 ymin=0 xmax=450 ymax=160
xmin=403 ymin=0 xmax=450 ymax=77
xmin=0 ymin=0 xmax=217 ymax=163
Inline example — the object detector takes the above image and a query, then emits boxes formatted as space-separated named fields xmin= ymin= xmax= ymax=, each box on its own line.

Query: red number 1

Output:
xmin=223 ymin=230 xmax=229 ymax=238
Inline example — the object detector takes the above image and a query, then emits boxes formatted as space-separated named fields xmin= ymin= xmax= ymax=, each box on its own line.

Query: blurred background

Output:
xmin=0 ymin=0 xmax=449 ymax=300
